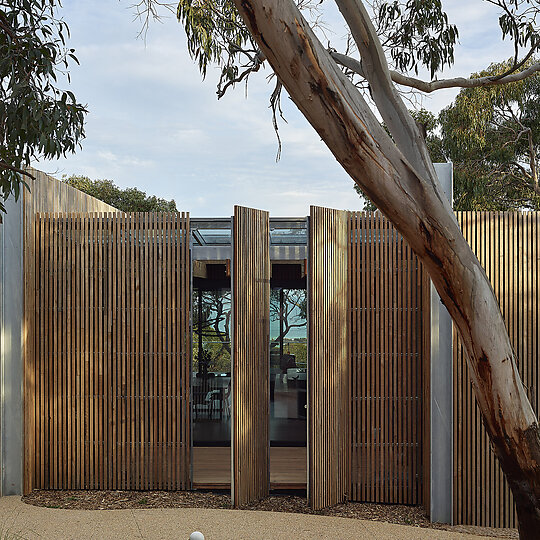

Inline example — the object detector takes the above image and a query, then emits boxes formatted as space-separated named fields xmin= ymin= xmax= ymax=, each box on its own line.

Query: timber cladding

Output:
xmin=308 ymin=206 xmax=349 ymax=510
xmin=22 ymin=169 xmax=117 ymax=493
xmin=348 ymin=212 xmax=427 ymax=506
xmin=453 ymin=212 xmax=540 ymax=528
xmin=232 ymin=206 xmax=270 ymax=507
xmin=28 ymin=213 xmax=191 ymax=491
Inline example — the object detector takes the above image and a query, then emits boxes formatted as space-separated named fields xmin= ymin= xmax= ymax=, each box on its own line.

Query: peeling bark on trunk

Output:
xmin=231 ymin=0 xmax=540 ymax=535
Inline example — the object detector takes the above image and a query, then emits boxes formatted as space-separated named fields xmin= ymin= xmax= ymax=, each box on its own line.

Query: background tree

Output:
xmin=0 ymin=0 xmax=86 ymax=211
xmin=192 ymin=289 xmax=231 ymax=372
xmin=270 ymin=288 xmax=306 ymax=342
xmin=63 ymin=175 xmax=177 ymax=212
xmin=358 ymin=61 xmax=540 ymax=212
xmin=270 ymin=289 xmax=307 ymax=366
xmin=438 ymin=59 xmax=540 ymax=211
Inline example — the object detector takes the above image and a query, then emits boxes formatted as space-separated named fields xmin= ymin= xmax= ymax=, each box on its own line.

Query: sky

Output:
xmin=35 ymin=0 xmax=516 ymax=217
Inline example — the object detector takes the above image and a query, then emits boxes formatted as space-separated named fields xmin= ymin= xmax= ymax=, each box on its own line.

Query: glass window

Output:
xmin=270 ymin=288 xmax=307 ymax=447
xmin=192 ymin=288 xmax=232 ymax=446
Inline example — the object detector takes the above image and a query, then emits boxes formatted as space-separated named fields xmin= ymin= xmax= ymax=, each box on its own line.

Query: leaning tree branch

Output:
xmin=0 ymin=161 xmax=36 ymax=180
xmin=500 ymin=127 xmax=530 ymax=150
xmin=231 ymin=0 xmax=540 ymax=533
xmin=332 ymin=0 xmax=440 ymax=193
xmin=491 ymin=46 xmax=537 ymax=81
xmin=329 ymin=51 xmax=540 ymax=93
xmin=509 ymin=160 xmax=533 ymax=181
xmin=217 ymin=60 xmax=261 ymax=98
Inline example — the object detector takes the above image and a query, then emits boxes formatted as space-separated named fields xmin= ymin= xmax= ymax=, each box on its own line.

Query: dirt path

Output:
xmin=20 ymin=490 xmax=517 ymax=539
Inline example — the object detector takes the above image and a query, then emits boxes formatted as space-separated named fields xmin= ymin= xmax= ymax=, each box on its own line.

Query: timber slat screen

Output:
xmin=22 ymin=169 xmax=116 ymax=494
xmin=308 ymin=206 xmax=349 ymax=510
xmin=30 ymin=213 xmax=191 ymax=491
xmin=454 ymin=212 xmax=540 ymax=528
xmin=232 ymin=206 xmax=270 ymax=507
xmin=349 ymin=212 xmax=426 ymax=505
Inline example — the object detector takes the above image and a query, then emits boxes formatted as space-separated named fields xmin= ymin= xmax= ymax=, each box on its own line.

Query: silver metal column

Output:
xmin=430 ymin=163 xmax=454 ymax=523
xmin=0 ymin=195 xmax=24 ymax=495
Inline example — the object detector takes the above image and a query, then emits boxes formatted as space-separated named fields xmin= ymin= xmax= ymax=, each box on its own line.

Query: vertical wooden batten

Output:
xmin=308 ymin=206 xmax=349 ymax=510
xmin=231 ymin=205 xmax=270 ymax=507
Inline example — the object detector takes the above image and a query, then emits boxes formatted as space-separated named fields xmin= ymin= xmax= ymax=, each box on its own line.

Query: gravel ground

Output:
xmin=22 ymin=490 xmax=517 ymax=539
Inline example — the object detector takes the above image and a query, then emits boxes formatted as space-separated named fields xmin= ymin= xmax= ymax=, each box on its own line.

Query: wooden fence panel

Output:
xmin=348 ymin=212 xmax=426 ymax=505
xmin=308 ymin=206 xmax=349 ymax=510
xmin=453 ymin=212 xmax=540 ymax=528
xmin=232 ymin=205 xmax=270 ymax=507
xmin=31 ymin=212 xmax=191 ymax=491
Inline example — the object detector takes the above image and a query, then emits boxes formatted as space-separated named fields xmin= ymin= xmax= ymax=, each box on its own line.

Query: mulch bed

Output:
xmin=22 ymin=490 xmax=517 ymax=538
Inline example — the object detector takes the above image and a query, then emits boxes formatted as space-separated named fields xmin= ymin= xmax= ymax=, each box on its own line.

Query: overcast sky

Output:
xmin=35 ymin=0 xmax=514 ymax=217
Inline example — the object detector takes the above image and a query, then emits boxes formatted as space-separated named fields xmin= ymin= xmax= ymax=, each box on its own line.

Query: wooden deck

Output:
xmin=193 ymin=446 xmax=307 ymax=489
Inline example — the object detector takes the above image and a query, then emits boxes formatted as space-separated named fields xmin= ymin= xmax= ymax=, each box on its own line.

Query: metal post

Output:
xmin=0 ymin=195 xmax=24 ymax=495
xmin=430 ymin=163 xmax=454 ymax=524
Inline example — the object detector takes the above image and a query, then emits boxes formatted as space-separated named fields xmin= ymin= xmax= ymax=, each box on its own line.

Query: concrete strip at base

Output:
xmin=0 ymin=496 xmax=493 ymax=540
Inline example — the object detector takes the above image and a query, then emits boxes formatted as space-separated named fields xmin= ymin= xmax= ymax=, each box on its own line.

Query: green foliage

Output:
xmin=353 ymin=183 xmax=376 ymax=211
xmin=177 ymin=0 xmax=461 ymax=95
xmin=376 ymin=0 xmax=459 ymax=77
xmin=0 ymin=0 xmax=86 ymax=211
xmin=192 ymin=328 xmax=231 ymax=372
xmin=63 ymin=175 xmax=177 ymax=212
xmin=358 ymin=69 xmax=540 ymax=212
xmin=495 ymin=0 xmax=540 ymax=65
xmin=177 ymin=0 xmax=259 ymax=97
xmin=411 ymin=108 xmax=437 ymax=133
xmin=438 ymin=59 xmax=540 ymax=210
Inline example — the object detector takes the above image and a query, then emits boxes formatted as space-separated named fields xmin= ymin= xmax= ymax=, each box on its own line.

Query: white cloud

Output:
xmin=96 ymin=151 xmax=154 ymax=168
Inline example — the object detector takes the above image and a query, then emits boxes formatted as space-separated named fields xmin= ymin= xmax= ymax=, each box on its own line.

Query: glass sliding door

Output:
xmin=192 ymin=287 xmax=232 ymax=446
xmin=270 ymin=288 xmax=307 ymax=447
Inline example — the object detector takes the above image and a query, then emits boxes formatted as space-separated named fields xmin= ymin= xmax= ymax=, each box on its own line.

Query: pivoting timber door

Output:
xmin=27 ymin=213 xmax=191 ymax=491
xmin=348 ymin=213 xmax=426 ymax=505
xmin=232 ymin=205 xmax=270 ymax=507
xmin=308 ymin=206 xmax=349 ymax=510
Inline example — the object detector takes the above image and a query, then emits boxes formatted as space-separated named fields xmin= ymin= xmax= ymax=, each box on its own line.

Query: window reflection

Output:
xmin=192 ymin=288 xmax=231 ymax=446
xmin=270 ymin=288 xmax=307 ymax=447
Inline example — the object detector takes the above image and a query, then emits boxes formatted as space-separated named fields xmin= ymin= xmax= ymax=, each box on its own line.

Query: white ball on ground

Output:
xmin=190 ymin=532 xmax=205 ymax=540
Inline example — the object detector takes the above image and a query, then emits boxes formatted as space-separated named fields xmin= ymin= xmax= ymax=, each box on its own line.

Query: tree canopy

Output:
xmin=357 ymin=59 xmax=540 ymax=212
xmin=438 ymin=59 xmax=540 ymax=211
xmin=0 ymin=0 xmax=86 ymax=211
xmin=63 ymin=175 xmax=177 ymax=212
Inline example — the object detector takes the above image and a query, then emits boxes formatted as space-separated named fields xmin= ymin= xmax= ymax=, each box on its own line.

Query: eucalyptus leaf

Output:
xmin=0 ymin=0 xmax=86 ymax=209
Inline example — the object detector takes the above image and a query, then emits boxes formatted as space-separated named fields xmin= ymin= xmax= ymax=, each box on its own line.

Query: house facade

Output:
xmin=1 ymin=165 xmax=535 ymax=529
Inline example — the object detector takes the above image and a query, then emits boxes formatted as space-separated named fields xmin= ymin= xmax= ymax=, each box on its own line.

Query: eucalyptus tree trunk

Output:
xmin=231 ymin=0 xmax=540 ymax=535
